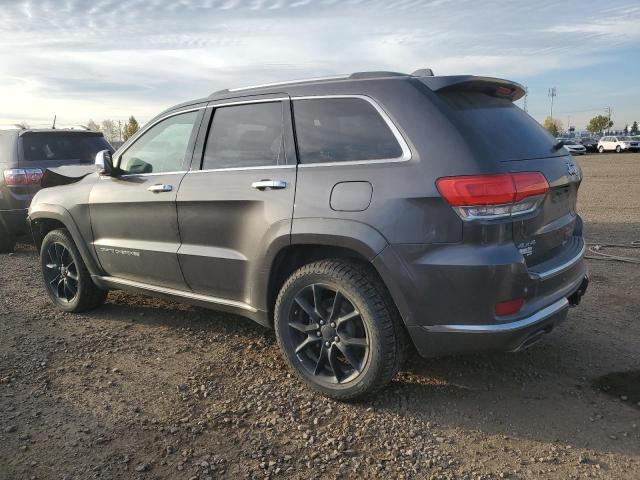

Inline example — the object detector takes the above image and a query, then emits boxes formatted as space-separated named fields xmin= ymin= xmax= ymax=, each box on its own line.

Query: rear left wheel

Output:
xmin=274 ymin=259 xmax=407 ymax=400
xmin=40 ymin=229 xmax=107 ymax=312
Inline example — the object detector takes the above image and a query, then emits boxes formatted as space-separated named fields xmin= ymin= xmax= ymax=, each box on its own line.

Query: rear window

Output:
xmin=293 ymin=97 xmax=403 ymax=164
xmin=22 ymin=133 xmax=112 ymax=163
xmin=437 ymin=91 xmax=561 ymax=162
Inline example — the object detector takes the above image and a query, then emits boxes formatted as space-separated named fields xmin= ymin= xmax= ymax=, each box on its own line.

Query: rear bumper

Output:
xmin=373 ymin=233 xmax=589 ymax=358
xmin=0 ymin=208 xmax=29 ymax=235
xmin=407 ymin=275 xmax=588 ymax=357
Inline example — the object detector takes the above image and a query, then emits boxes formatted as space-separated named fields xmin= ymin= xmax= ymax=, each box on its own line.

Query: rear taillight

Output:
xmin=436 ymin=172 xmax=549 ymax=220
xmin=3 ymin=168 xmax=44 ymax=186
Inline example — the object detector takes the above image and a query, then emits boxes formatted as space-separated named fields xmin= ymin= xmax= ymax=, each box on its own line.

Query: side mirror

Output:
xmin=95 ymin=150 xmax=118 ymax=176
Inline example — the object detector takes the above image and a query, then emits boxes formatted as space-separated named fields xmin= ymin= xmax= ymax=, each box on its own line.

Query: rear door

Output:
xmin=90 ymin=107 xmax=204 ymax=290
xmin=176 ymin=96 xmax=297 ymax=306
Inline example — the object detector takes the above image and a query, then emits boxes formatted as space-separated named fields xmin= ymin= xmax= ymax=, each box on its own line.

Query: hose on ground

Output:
xmin=584 ymin=240 xmax=640 ymax=265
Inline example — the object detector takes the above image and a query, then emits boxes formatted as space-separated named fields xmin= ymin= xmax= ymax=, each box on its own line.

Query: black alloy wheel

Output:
xmin=44 ymin=242 xmax=79 ymax=303
xmin=284 ymin=283 xmax=370 ymax=385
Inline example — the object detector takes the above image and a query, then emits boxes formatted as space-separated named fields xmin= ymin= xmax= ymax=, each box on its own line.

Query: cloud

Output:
xmin=1 ymin=0 xmax=639 ymax=127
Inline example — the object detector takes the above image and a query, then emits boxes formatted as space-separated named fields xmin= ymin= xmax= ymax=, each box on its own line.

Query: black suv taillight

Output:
xmin=3 ymin=168 xmax=44 ymax=186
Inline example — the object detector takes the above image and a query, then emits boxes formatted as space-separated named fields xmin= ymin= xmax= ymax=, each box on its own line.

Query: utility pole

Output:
xmin=118 ymin=120 xmax=122 ymax=142
xmin=605 ymin=106 xmax=612 ymax=134
xmin=548 ymin=87 xmax=557 ymax=119
xmin=523 ymin=87 xmax=529 ymax=113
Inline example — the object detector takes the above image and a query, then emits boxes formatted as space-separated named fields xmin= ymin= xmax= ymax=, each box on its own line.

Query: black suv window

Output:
xmin=119 ymin=111 xmax=198 ymax=175
xmin=203 ymin=102 xmax=285 ymax=170
xmin=292 ymin=97 xmax=403 ymax=164
xmin=22 ymin=133 xmax=111 ymax=164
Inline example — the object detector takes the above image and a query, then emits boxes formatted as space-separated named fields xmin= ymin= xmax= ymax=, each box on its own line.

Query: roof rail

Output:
xmin=211 ymin=68 xmax=436 ymax=95
xmin=348 ymin=71 xmax=407 ymax=79
xmin=212 ymin=75 xmax=350 ymax=95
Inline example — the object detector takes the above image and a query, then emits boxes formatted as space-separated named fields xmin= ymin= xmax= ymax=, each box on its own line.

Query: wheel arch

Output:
xmin=262 ymin=219 xmax=409 ymax=331
xmin=29 ymin=206 xmax=102 ymax=276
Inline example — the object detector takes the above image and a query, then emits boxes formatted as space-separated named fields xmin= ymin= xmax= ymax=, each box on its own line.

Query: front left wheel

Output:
xmin=274 ymin=259 xmax=407 ymax=401
xmin=40 ymin=229 xmax=107 ymax=312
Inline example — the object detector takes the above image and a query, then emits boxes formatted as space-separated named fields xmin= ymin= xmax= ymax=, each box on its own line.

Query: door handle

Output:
xmin=251 ymin=180 xmax=287 ymax=191
xmin=147 ymin=184 xmax=173 ymax=193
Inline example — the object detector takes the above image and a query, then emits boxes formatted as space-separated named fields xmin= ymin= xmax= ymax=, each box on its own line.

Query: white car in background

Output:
xmin=597 ymin=136 xmax=634 ymax=153
xmin=557 ymin=138 xmax=586 ymax=155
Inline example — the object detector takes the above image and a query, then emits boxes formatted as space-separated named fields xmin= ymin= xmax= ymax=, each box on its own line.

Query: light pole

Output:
xmin=548 ymin=87 xmax=557 ymax=119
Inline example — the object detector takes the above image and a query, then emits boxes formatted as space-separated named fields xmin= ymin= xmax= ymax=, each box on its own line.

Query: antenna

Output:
xmin=52 ymin=114 xmax=57 ymax=129
xmin=523 ymin=86 xmax=529 ymax=113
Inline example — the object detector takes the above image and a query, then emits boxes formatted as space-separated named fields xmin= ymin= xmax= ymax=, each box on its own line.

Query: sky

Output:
xmin=1 ymin=0 xmax=639 ymax=132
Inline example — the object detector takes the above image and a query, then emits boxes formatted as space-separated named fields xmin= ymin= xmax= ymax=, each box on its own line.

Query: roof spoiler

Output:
xmin=420 ymin=75 xmax=525 ymax=101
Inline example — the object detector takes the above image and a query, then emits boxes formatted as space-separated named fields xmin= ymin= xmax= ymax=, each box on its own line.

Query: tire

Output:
xmin=598 ymin=146 xmax=605 ymax=153
xmin=0 ymin=223 xmax=16 ymax=254
xmin=274 ymin=259 xmax=407 ymax=401
xmin=40 ymin=228 xmax=107 ymax=312
xmin=615 ymin=145 xmax=622 ymax=153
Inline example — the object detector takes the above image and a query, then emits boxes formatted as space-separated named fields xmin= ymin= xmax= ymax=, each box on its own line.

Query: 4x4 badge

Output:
xmin=566 ymin=162 xmax=578 ymax=176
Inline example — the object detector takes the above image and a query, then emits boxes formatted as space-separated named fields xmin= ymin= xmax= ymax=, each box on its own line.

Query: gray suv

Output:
xmin=28 ymin=70 xmax=589 ymax=400
xmin=0 ymin=127 xmax=111 ymax=252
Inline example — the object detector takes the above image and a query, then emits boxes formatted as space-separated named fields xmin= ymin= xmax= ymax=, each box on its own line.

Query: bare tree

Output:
xmin=100 ymin=119 xmax=119 ymax=143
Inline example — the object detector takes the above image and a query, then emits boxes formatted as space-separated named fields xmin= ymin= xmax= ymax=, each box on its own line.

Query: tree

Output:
xmin=123 ymin=116 xmax=140 ymax=141
xmin=100 ymin=119 xmax=119 ymax=143
xmin=86 ymin=119 xmax=100 ymax=132
xmin=631 ymin=121 xmax=639 ymax=135
xmin=587 ymin=115 xmax=613 ymax=135
xmin=543 ymin=117 xmax=563 ymax=137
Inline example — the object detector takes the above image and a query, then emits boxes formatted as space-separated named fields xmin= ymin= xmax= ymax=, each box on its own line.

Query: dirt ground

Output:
xmin=1 ymin=153 xmax=639 ymax=480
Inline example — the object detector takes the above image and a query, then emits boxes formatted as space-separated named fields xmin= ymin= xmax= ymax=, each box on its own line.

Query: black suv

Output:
xmin=28 ymin=71 xmax=589 ymax=400
xmin=0 ymin=127 xmax=112 ymax=252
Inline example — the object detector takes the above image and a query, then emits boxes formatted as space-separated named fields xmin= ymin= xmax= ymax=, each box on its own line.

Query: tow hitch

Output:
xmin=568 ymin=275 xmax=589 ymax=307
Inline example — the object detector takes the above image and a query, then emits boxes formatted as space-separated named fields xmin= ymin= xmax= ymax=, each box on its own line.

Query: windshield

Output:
xmin=437 ymin=91 xmax=562 ymax=161
xmin=22 ymin=132 xmax=112 ymax=163
xmin=563 ymin=140 xmax=577 ymax=145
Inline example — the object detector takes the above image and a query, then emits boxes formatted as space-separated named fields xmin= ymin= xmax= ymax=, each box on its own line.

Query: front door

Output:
xmin=89 ymin=108 xmax=204 ymax=290
xmin=176 ymin=97 xmax=297 ymax=307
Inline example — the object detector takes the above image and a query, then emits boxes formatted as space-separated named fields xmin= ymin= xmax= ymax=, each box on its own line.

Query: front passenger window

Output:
xmin=119 ymin=111 xmax=198 ymax=174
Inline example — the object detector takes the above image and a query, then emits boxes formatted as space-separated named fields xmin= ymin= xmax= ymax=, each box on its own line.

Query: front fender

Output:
xmin=28 ymin=204 xmax=103 ymax=276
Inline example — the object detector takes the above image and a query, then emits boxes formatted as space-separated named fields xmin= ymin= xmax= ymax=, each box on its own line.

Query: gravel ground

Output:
xmin=1 ymin=152 xmax=639 ymax=480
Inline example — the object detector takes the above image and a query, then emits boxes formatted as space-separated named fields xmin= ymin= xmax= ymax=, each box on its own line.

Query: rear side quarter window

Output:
xmin=292 ymin=97 xmax=405 ymax=164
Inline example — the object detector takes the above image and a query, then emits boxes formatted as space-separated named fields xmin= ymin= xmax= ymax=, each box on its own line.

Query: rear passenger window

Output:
xmin=293 ymin=97 xmax=403 ymax=164
xmin=203 ymin=102 xmax=285 ymax=170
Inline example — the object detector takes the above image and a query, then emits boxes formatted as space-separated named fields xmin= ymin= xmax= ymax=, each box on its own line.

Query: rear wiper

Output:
xmin=552 ymin=140 xmax=565 ymax=151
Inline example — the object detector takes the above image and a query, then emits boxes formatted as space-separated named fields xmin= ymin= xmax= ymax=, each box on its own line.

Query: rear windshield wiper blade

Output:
xmin=552 ymin=140 xmax=565 ymax=151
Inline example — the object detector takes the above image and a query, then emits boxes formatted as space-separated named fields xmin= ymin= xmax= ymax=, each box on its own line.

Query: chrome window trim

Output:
xmin=96 ymin=276 xmax=257 ymax=312
xmin=115 ymin=170 xmax=189 ymax=179
xmin=190 ymin=165 xmax=296 ymax=174
xmin=225 ymin=76 xmax=348 ymax=93
xmin=291 ymin=94 xmax=412 ymax=168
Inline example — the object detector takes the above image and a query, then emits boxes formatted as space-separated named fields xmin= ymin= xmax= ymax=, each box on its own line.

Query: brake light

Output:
xmin=3 ymin=168 xmax=44 ymax=186
xmin=436 ymin=172 xmax=549 ymax=220
xmin=495 ymin=298 xmax=525 ymax=316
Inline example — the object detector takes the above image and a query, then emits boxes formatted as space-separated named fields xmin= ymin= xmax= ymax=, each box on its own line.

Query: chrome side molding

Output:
xmin=95 ymin=276 xmax=257 ymax=312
